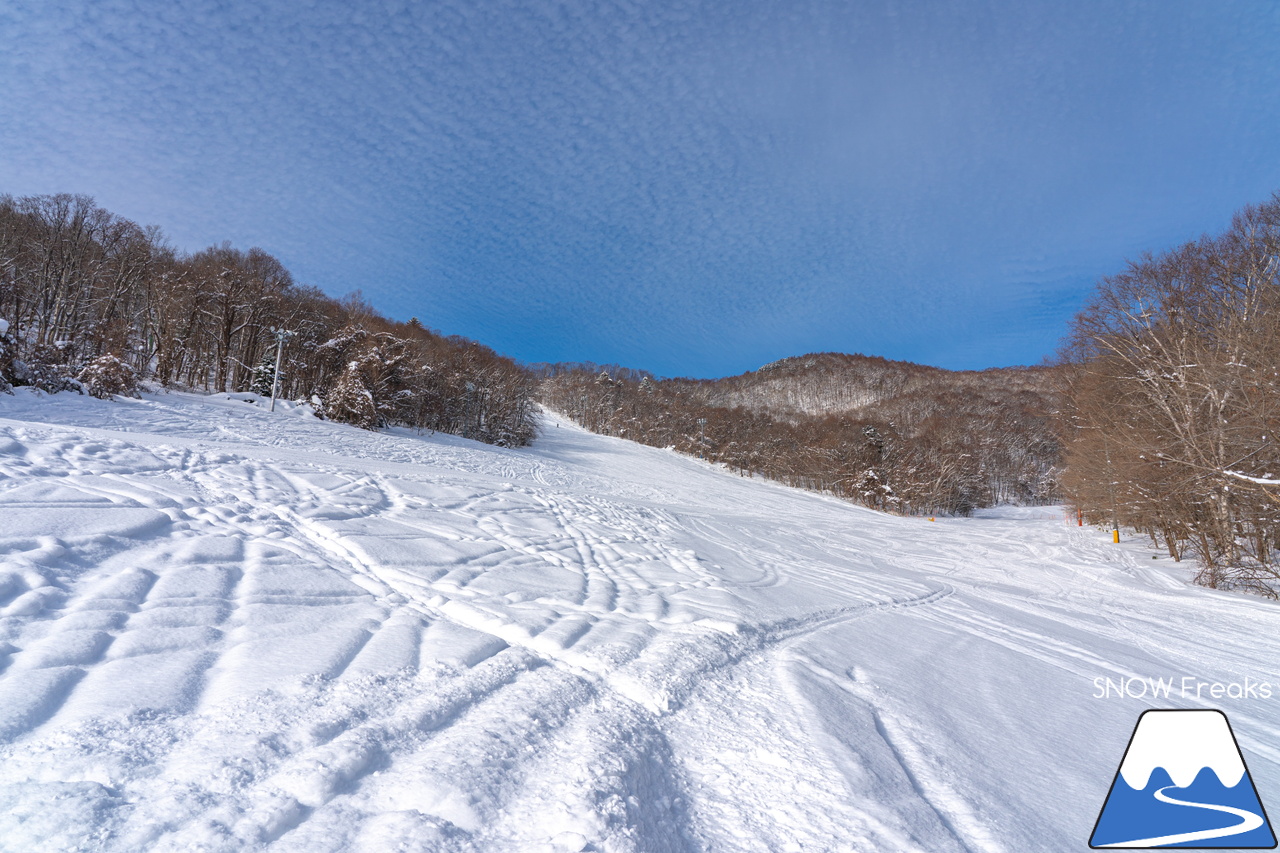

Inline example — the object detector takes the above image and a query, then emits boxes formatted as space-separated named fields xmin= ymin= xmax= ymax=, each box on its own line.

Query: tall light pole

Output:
xmin=269 ymin=328 xmax=293 ymax=412
xmin=697 ymin=418 xmax=707 ymax=460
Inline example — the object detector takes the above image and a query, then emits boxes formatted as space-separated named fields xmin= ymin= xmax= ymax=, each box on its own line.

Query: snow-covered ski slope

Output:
xmin=2 ymin=390 xmax=1279 ymax=852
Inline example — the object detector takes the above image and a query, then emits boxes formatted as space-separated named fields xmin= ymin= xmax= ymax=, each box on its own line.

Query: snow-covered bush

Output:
xmin=15 ymin=344 xmax=79 ymax=394
xmin=321 ymin=362 xmax=378 ymax=429
xmin=77 ymin=354 xmax=139 ymax=400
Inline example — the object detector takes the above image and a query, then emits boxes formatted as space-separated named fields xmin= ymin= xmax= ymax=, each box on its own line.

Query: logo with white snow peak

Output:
xmin=1090 ymin=709 xmax=1276 ymax=848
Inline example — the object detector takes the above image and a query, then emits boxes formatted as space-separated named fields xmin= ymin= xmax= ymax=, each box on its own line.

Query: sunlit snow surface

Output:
xmin=2 ymin=389 xmax=1280 ymax=851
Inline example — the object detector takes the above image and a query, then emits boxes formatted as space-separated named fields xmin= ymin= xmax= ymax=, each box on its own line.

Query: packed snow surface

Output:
xmin=2 ymin=389 xmax=1279 ymax=851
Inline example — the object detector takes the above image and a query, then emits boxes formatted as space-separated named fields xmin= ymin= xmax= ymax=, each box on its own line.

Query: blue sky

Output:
xmin=4 ymin=1 xmax=1280 ymax=378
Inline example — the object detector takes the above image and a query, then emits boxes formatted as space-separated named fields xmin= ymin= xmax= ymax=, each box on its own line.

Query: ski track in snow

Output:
xmin=1 ymin=389 xmax=1279 ymax=851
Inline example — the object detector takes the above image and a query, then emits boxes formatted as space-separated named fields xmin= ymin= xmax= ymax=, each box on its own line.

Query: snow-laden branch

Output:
xmin=1224 ymin=470 xmax=1280 ymax=487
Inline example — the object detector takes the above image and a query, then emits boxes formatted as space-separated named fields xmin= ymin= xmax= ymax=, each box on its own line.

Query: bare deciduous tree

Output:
xmin=1063 ymin=194 xmax=1280 ymax=592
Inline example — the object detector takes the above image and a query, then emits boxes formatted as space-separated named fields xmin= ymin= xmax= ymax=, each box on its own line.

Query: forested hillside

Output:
xmin=7 ymin=189 xmax=1278 ymax=592
xmin=538 ymin=355 xmax=1062 ymax=516
xmin=0 ymin=193 xmax=538 ymax=445
xmin=677 ymin=352 xmax=1054 ymax=420
xmin=1062 ymin=194 xmax=1280 ymax=593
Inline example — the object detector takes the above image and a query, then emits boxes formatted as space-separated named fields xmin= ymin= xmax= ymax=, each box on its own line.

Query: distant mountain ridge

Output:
xmin=538 ymin=351 xmax=1062 ymax=516
xmin=666 ymin=351 xmax=1058 ymax=424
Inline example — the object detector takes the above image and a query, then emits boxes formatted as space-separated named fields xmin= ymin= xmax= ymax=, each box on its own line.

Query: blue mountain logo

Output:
xmin=1091 ymin=709 xmax=1276 ymax=848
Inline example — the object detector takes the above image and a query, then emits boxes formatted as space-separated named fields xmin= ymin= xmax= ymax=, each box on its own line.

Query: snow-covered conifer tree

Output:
xmin=322 ymin=362 xmax=379 ymax=430
xmin=250 ymin=353 xmax=277 ymax=397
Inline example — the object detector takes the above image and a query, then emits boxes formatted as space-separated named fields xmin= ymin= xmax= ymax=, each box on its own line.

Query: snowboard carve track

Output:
xmin=787 ymin=655 xmax=1001 ymax=853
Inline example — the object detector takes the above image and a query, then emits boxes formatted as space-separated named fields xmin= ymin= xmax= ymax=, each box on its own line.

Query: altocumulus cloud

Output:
xmin=4 ymin=0 xmax=1280 ymax=376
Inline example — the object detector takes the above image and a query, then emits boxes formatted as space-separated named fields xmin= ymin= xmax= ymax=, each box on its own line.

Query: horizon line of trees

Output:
xmin=1062 ymin=193 xmax=1280 ymax=594
xmin=0 ymin=193 xmax=538 ymax=446
xmin=539 ymin=359 xmax=1061 ymax=517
